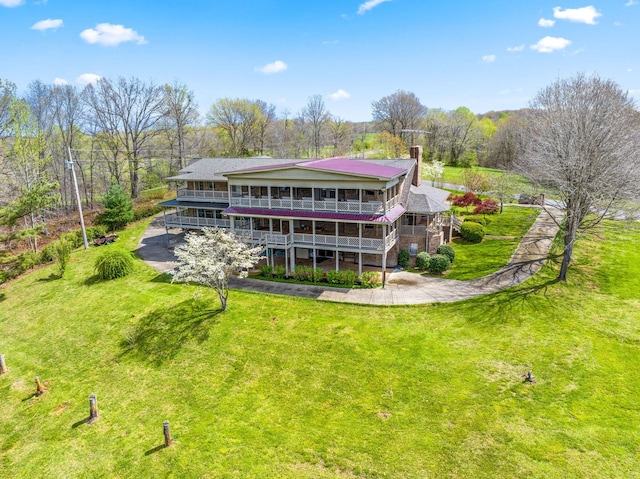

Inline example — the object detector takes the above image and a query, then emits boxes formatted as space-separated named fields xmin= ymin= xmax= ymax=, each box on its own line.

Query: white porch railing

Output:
xmin=231 ymin=229 xmax=398 ymax=251
xmin=228 ymin=196 xmax=395 ymax=215
xmin=234 ymin=230 xmax=292 ymax=246
xmin=290 ymin=233 xmax=396 ymax=251
xmin=177 ymin=189 xmax=229 ymax=201
xmin=165 ymin=214 xmax=230 ymax=229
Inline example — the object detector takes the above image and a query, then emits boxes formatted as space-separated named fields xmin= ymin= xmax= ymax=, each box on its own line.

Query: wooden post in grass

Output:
xmin=163 ymin=421 xmax=173 ymax=447
xmin=88 ymin=394 xmax=99 ymax=422
xmin=35 ymin=377 xmax=46 ymax=396
xmin=0 ymin=354 xmax=7 ymax=375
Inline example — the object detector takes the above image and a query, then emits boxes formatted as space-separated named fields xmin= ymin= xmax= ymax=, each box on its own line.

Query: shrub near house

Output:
xmin=460 ymin=221 xmax=485 ymax=244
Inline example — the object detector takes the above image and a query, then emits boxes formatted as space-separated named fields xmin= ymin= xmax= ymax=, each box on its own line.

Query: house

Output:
xmin=160 ymin=146 xmax=452 ymax=282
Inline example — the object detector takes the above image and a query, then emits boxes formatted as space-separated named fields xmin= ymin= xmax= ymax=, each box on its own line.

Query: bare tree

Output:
xmin=82 ymin=77 xmax=166 ymax=197
xmin=207 ymin=98 xmax=262 ymax=157
xmin=372 ymin=90 xmax=426 ymax=143
xmin=445 ymin=107 xmax=480 ymax=166
xmin=486 ymin=113 xmax=526 ymax=169
xmin=162 ymin=80 xmax=199 ymax=171
xmin=301 ymin=94 xmax=329 ymax=158
xmin=327 ymin=116 xmax=352 ymax=157
xmin=50 ymin=84 xmax=85 ymax=207
xmin=252 ymin=100 xmax=276 ymax=156
xmin=0 ymin=78 xmax=17 ymax=137
xmin=516 ymin=74 xmax=640 ymax=281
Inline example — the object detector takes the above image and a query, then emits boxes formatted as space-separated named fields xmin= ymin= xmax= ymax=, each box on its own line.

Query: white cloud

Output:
xmin=507 ymin=45 xmax=525 ymax=52
xmin=553 ymin=6 xmax=601 ymax=25
xmin=530 ymin=36 xmax=571 ymax=53
xmin=76 ymin=73 xmax=101 ymax=85
xmin=626 ymin=0 xmax=637 ymax=6
xmin=31 ymin=18 xmax=63 ymax=31
xmin=80 ymin=23 xmax=147 ymax=46
xmin=53 ymin=78 xmax=69 ymax=86
xmin=538 ymin=18 xmax=555 ymax=27
xmin=256 ymin=60 xmax=287 ymax=74
xmin=357 ymin=0 xmax=392 ymax=15
xmin=328 ymin=89 xmax=351 ymax=100
xmin=482 ymin=54 xmax=496 ymax=63
xmin=0 ymin=0 xmax=23 ymax=7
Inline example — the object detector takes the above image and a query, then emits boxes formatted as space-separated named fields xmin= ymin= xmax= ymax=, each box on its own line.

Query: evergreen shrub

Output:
xmin=436 ymin=245 xmax=455 ymax=263
xmin=428 ymin=254 xmax=451 ymax=273
xmin=415 ymin=252 xmax=430 ymax=270
xmin=94 ymin=248 xmax=134 ymax=280
xmin=398 ymin=249 xmax=410 ymax=268
xmin=460 ymin=221 xmax=485 ymax=244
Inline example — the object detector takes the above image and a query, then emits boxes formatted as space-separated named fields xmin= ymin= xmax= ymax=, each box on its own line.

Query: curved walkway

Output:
xmin=137 ymin=207 xmax=562 ymax=305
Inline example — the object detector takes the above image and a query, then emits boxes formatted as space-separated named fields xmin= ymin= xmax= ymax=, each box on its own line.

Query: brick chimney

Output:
xmin=410 ymin=146 xmax=422 ymax=186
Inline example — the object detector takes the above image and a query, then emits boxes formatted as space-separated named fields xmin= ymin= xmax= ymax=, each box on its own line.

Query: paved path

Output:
xmin=137 ymin=207 xmax=562 ymax=305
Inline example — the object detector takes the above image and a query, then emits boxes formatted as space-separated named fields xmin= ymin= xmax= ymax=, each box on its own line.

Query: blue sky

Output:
xmin=1 ymin=0 xmax=639 ymax=121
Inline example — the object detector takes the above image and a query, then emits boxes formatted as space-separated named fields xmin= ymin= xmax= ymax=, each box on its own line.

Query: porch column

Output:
xmin=383 ymin=187 xmax=387 ymax=214
xmin=268 ymin=186 xmax=272 ymax=209
xmin=382 ymin=224 xmax=387 ymax=287
xmin=449 ymin=213 xmax=453 ymax=242
xmin=284 ymin=248 xmax=288 ymax=276
xmin=163 ymin=209 xmax=169 ymax=248
xmin=382 ymin=250 xmax=387 ymax=288
xmin=313 ymin=248 xmax=317 ymax=270
xmin=335 ymin=222 xmax=339 ymax=271
xmin=426 ymin=227 xmax=429 ymax=254
xmin=358 ymin=252 xmax=362 ymax=276
xmin=359 ymin=223 xmax=362 ymax=249
xmin=290 ymin=246 xmax=296 ymax=273
xmin=230 ymin=217 xmax=236 ymax=234
xmin=312 ymin=220 xmax=316 ymax=246
xmin=335 ymin=188 xmax=338 ymax=212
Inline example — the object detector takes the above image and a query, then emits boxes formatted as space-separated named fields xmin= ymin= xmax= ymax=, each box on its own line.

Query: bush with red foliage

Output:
xmin=451 ymin=192 xmax=482 ymax=210
xmin=473 ymin=199 xmax=499 ymax=215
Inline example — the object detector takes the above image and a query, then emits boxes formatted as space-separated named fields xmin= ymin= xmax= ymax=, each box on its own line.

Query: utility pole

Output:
xmin=66 ymin=148 xmax=89 ymax=249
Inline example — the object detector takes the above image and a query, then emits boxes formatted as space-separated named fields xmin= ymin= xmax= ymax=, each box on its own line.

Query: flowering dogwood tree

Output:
xmin=423 ymin=159 xmax=444 ymax=186
xmin=172 ymin=227 xmax=262 ymax=311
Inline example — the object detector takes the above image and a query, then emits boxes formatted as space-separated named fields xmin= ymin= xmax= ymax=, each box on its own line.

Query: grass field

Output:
xmin=444 ymin=207 xmax=540 ymax=280
xmin=1 ymin=218 xmax=639 ymax=478
xmin=439 ymin=165 xmax=529 ymax=187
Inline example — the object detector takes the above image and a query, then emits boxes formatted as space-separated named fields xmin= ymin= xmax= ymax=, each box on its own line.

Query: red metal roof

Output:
xmin=222 ymin=157 xmax=406 ymax=179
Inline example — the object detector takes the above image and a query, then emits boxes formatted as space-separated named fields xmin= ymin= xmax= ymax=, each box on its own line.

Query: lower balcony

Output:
xmin=164 ymin=213 xmax=231 ymax=230
xmin=232 ymin=229 xmax=397 ymax=252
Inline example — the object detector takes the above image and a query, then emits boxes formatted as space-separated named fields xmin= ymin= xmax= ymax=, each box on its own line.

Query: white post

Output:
xmin=66 ymin=148 xmax=89 ymax=249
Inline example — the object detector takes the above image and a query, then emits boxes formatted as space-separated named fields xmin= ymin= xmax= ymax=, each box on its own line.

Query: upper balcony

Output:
xmin=229 ymin=186 xmax=400 ymax=215
xmin=177 ymin=188 xmax=229 ymax=201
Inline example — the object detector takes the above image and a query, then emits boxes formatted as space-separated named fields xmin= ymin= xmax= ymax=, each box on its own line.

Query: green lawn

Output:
xmin=1 ymin=219 xmax=640 ymax=478
xmin=423 ymin=165 xmax=530 ymax=189
xmin=443 ymin=206 xmax=541 ymax=280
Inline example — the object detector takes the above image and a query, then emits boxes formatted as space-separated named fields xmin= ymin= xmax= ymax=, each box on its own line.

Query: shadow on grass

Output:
xmin=118 ymin=299 xmax=222 ymax=366
xmin=0 ymin=292 xmax=5 ymax=302
xmin=150 ymin=273 xmax=173 ymax=284
xmin=144 ymin=444 xmax=168 ymax=456
xmin=83 ymin=275 xmax=102 ymax=286
xmin=71 ymin=417 xmax=91 ymax=429
xmin=457 ymin=274 xmax=561 ymax=326
xmin=37 ymin=273 xmax=61 ymax=282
